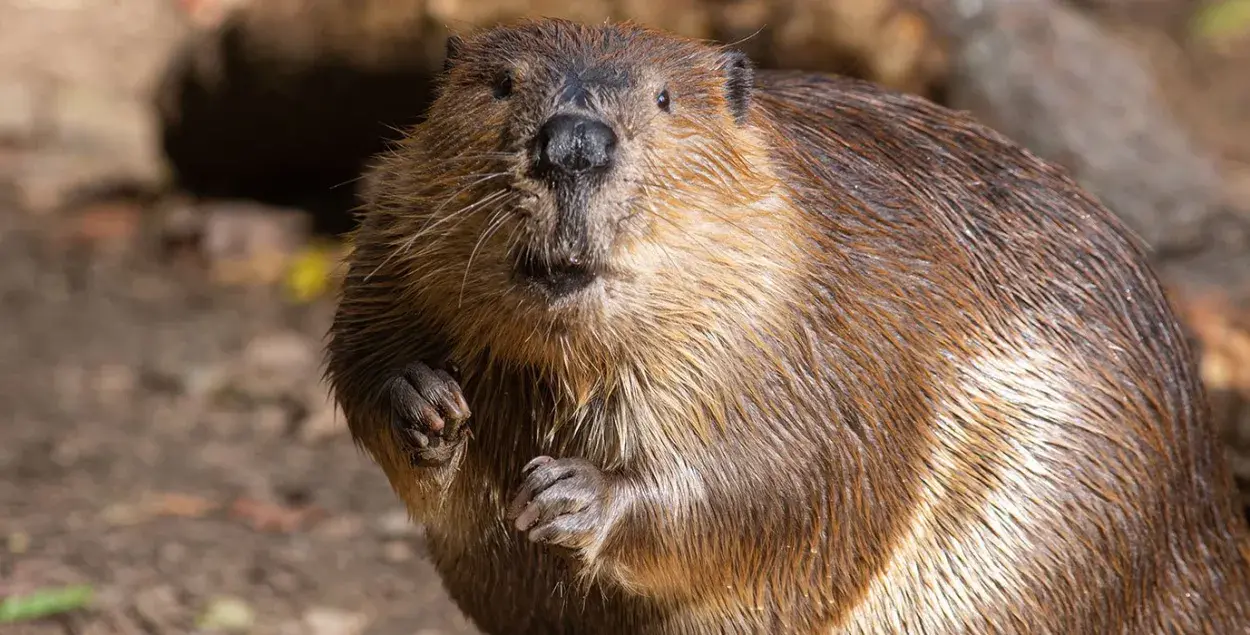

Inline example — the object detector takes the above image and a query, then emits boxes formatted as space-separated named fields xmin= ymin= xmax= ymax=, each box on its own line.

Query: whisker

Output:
xmin=381 ymin=122 xmax=413 ymax=138
xmin=329 ymin=173 xmax=366 ymax=192
xmin=720 ymin=26 xmax=767 ymax=50
xmin=435 ymin=189 xmax=513 ymax=247
xmin=365 ymin=186 xmax=511 ymax=282
xmin=459 ymin=199 xmax=518 ymax=307
xmin=501 ymin=218 xmax=529 ymax=273
xmin=423 ymin=153 xmax=517 ymax=168
xmin=407 ymin=173 xmax=510 ymax=236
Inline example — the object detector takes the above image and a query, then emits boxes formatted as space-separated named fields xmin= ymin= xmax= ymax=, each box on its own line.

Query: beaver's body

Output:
xmin=326 ymin=19 xmax=1250 ymax=634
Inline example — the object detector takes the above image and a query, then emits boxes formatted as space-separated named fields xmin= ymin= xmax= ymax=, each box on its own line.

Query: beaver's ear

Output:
xmin=443 ymin=34 xmax=464 ymax=74
xmin=721 ymin=49 xmax=754 ymax=125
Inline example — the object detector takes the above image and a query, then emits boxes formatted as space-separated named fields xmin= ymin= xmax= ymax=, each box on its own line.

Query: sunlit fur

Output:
xmin=325 ymin=18 xmax=1250 ymax=634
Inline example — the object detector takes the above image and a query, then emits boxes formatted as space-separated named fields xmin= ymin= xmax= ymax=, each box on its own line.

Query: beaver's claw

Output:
xmin=507 ymin=456 xmax=613 ymax=551
xmin=385 ymin=360 xmax=471 ymax=466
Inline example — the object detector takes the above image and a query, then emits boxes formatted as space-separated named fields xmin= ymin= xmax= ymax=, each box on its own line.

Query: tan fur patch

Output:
xmin=839 ymin=343 xmax=1091 ymax=634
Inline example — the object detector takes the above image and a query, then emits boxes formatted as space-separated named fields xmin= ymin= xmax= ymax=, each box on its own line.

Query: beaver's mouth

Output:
xmin=514 ymin=251 xmax=600 ymax=299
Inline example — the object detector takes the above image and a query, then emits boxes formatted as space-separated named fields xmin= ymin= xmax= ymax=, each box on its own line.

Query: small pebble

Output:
xmin=383 ymin=540 xmax=414 ymax=563
xmin=0 ymin=80 xmax=39 ymax=141
xmin=299 ymin=394 xmax=346 ymax=442
xmin=7 ymin=531 xmax=30 ymax=554
xmin=376 ymin=509 xmax=420 ymax=538
xmin=242 ymin=331 xmax=316 ymax=375
xmin=196 ymin=596 xmax=255 ymax=632
xmin=313 ymin=515 xmax=365 ymax=540
xmin=302 ymin=607 xmax=370 ymax=635
xmin=133 ymin=585 xmax=181 ymax=629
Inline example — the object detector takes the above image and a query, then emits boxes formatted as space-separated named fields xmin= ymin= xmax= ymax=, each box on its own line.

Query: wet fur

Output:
xmin=325 ymin=19 xmax=1250 ymax=634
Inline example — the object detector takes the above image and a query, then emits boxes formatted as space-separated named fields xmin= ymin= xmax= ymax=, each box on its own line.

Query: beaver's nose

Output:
xmin=533 ymin=114 xmax=617 ymax=180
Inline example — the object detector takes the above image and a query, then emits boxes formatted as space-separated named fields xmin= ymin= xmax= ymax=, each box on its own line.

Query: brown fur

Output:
xmin=325 ymin=18 xmax=1250 ymax=634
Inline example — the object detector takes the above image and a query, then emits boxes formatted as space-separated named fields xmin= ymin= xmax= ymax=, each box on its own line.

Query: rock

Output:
xmin=197 ymin=201 xmax=313 ymax=288
xmin=132 ymin=585 xmax=183 ymax=631
xmin=376 ymin=508 xmax=420 ymax=539
xmin=382 ymin=540 xmax=415 ymax=563
xmin=139 ymin=357 xmax=229 ymax=399
xmin=241 ymin=331 xmax=317 ymax=376
xmin=196 ymin=596 xmax=256 ymax=632
xmin=63 ymin=201 xmax=145 ymax=253
xmin=12 ymin=149 xmax=155 ymax=214
xmin=298 ymin=394 xmax=347 ymax=443
xmin=302 ymin=607 xmax=370 ymax=635
xmin=917 ymin=0 xmax=1234 ymax=259
xmin=0 ymin=0 xmax=190 ymax=203
xmin=771 ymin=0 xmax=946 ymax=93
xmin=251 ymin=403 xmax=295 ymax=437
xmin=7 ymin=531 xmax=30 ymax=554
xmin=227 ymin=330 xmax=319 ymax=404
xmin=50 ymin=86 xmax=162 ymax=173
xmin=0 ymin=80 xmax=40 ymax=141
xmin=93 ymin=363 xmax=139 ymax=409
xmin=312 ymin=514 xmax=365 ymax=540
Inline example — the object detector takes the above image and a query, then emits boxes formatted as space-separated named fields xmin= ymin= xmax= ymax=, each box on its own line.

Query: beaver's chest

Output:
xmin=418 ymin=469 xmax=774 ymax=635
xmin=419 ymin=494 xmax=652 ymax=634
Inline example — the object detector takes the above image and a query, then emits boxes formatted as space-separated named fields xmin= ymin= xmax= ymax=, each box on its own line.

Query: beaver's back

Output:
xmin=755 ymin=70 xmax=1250 ymax=631
xmin=758 ymin=71 xmax=1195 ymax=409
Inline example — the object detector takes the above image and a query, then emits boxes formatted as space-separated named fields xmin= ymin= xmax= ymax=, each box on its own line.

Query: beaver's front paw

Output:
xmin=385 ymin=360 xmax=470 ymax=466
xmin=507 ymin=456 xmax=613 ymax=551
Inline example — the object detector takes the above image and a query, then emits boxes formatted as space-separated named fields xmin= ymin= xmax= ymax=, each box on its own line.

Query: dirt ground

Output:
xmin=2 ymin=3 xmax=1250 ymax=635
xmin=0 ymin=194 xmax=481 ymax=634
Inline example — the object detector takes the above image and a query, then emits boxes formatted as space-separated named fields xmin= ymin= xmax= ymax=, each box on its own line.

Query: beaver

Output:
xmin=324 ymin=18 xmax=1250 ymax=634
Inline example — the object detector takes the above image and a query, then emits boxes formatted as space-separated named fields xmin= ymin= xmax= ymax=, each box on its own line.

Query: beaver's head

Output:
xmin=364 ymin=19 xmax=795 ymax=370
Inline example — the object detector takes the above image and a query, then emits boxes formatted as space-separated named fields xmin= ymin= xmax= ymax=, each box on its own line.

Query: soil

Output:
xmin=1 ymin=3 xmax=1249 ymax=635
xmin=0 ymin=195 xmax=481 ymax=634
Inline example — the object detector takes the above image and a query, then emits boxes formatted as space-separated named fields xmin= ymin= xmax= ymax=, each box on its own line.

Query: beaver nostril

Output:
xmin=533 ymin=113 xmax=618 ymax=181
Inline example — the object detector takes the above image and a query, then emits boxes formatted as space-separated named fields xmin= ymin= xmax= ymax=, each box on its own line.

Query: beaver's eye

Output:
xmin=656 ymin=88 xmax=671 ymax=112
xmin=492 ymin=70 xmax=513 ymax=100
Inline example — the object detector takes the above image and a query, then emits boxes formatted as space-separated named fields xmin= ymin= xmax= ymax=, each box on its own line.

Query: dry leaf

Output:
xmin=101 ymin=492 xmax=220 ymax=526
xmin=284 ymin=242 xmax=346 ymax=303
xmin=228 ymin=498 xmax=327 ymax=533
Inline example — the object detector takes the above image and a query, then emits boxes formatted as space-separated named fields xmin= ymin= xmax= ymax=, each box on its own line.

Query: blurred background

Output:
xmin=0 ymin=0 xmax=1248 ymax=632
